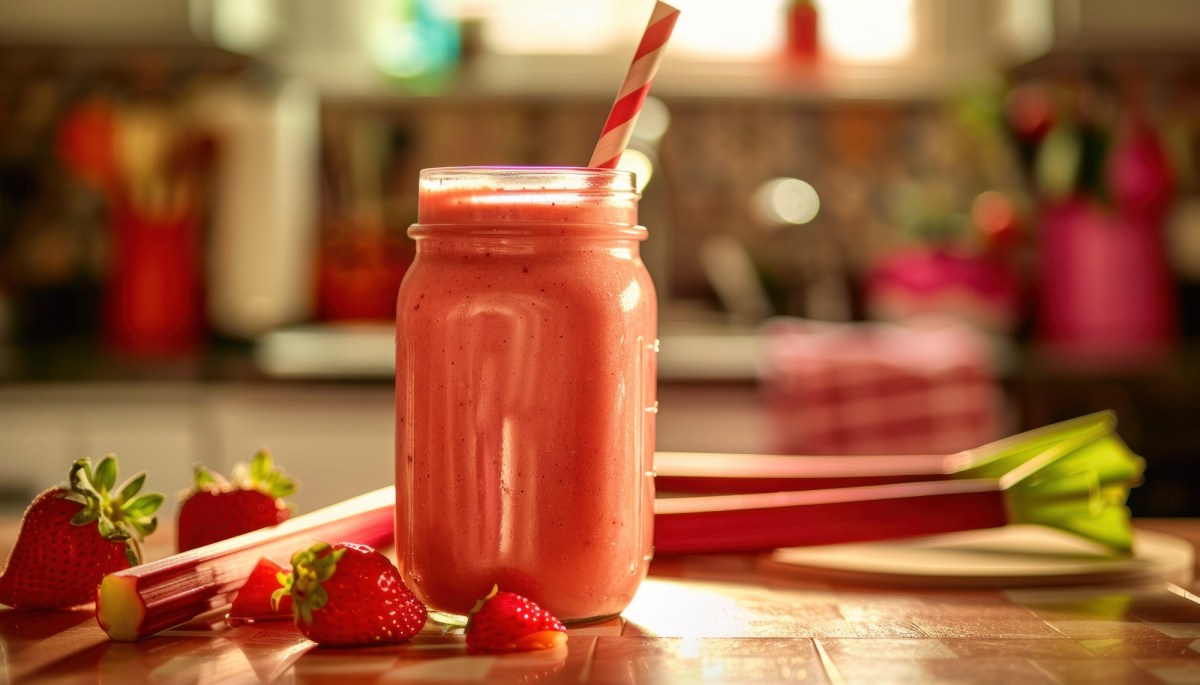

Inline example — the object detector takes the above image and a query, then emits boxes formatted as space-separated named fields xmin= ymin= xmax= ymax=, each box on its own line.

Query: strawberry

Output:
xmin=0 ymin=455 xmax=162 ymax=609
xmin=276 ymin=542 xmax=427 ymax=647
xmin=176 ymin=448 xmax=296 ymax=553
xmin=227 ymin=557 xmax=292 ymax=623
xmin=465 ymin=586 xmax=567 ymax=653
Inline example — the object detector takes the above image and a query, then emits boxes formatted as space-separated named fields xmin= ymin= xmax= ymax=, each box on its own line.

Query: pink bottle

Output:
xmin=1037 ymin=116 xmax=1176 ymax=364
xmin=395 ymin=167 xmax=657 ymax=622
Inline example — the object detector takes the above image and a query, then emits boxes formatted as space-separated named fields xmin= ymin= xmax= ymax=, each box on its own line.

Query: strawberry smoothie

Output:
xmin=395 ymin=167 xmax=657 ymax=622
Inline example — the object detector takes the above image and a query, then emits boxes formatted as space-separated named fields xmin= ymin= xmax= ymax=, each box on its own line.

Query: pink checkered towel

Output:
xmin=760 ymin=317 xmax=1004 ymax=456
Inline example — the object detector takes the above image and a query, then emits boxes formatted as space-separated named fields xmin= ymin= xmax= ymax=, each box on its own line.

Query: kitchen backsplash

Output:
xmin=1 ymin=47 xmax=1199 ymax=517
xmin=2 ymin=47 xmax=1200 ymax=350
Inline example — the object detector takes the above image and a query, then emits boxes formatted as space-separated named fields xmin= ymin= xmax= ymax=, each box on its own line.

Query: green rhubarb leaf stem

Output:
xmin=953 ymin=411 xmax=1117 ymax=480
xmin=1001 ymin=421 xmax=1143 ymax=556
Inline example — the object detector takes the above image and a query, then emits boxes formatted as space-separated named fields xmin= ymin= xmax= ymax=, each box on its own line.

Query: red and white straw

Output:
xmin=589 ymin=1 xmax=680 ymax=169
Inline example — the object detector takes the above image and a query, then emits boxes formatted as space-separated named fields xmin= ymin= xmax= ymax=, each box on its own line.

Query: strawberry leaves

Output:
xmin=117 ymin=472 xmax=147 ymax=503
xmin=177 ymin=448 xmax=296 ymax=553
xmin=0 ymin=453 xmax=164 ymax=608
xmin=94 ymin=456 xmax=118 ymax=493
xmin=285 ymin=541 xmax=345 ymax=625
xmin=278 ymin=542 xmax=427 ymax=646
xmin=192 ymin=464 xmax=224 ymax=490
xmin=190 ymin=448 xmax=297 ymax=500
xmin=114 ymin=469 xmax=162 ymax=540
xmin=59 ymin=454 xmax=163 ymax=565
xmin=234 ymin=448 xmax=297 ymax=500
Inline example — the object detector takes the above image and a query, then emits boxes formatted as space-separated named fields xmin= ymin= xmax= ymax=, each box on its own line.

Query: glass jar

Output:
xmin=395 ymin=167 xmax=657 ymax=622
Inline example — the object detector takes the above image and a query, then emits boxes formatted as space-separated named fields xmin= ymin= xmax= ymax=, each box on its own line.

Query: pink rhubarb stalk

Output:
xmin=653 ymin=479 xmax=1008 ymax=554
xmin=654 ymin=451 xmax=952 ymax=494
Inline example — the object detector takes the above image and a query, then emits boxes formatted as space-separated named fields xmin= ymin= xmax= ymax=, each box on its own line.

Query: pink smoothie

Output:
xmin=395 ymin=167 xmax=657 ymax=621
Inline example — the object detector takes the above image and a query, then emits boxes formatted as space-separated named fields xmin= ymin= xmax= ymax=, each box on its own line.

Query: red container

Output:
xmin=105 ymin=202 xmax=203 ymax=356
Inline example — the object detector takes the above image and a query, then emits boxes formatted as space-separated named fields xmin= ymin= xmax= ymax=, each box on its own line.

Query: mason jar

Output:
xmin=395 ymin=166 xmax=657 ymax=622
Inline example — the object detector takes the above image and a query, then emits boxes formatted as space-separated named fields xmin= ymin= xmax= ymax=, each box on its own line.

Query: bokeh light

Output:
xmin=754 ymin=177 xmax=821 ymax=226
xmin=617 ymin=148 xmax=654 ymax=193
xmin=632 ymin=96 xmax=671 ymax=145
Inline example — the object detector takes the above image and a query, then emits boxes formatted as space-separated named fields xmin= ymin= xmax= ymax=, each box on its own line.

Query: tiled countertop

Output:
xmin=3 ymin=520 xmax=1200 ymax=683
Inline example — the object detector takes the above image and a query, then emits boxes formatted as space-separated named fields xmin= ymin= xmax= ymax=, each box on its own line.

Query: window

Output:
xmin=467 ymin=0 xmax=919 ymax=64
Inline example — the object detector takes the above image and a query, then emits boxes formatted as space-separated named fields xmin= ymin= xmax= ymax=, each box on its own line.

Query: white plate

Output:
xmin=766 ymin=526 xmax=1194 ymax=587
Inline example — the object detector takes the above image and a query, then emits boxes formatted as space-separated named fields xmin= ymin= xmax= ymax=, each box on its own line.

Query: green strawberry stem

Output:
xmin=428 ymin=610 xmax=471 ymax=632
xmin=62 ymin=454 xmax=163 ymax=565
xmin=232 ymin=448 xmax=297 ymax=499
xmin=282 ymin=541 xmax=344 ymax=625
xmin=268 ymin=569 xmax=294 ymax=613
xmin=189 ymin=447 xmax=297 ymax=499
xmin=192 ymin=464 xmax=225 ymax=490
xmin=462 ymin=585 xmax=500 ymax=635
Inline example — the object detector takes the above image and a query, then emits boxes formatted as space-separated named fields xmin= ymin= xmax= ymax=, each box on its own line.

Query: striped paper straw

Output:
xmin=589 ymin=1 xmax=680 ymax=169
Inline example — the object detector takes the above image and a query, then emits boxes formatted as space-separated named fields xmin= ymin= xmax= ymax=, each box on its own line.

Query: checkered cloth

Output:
xmin=760 ymin=317 xmax=1003 ymax=456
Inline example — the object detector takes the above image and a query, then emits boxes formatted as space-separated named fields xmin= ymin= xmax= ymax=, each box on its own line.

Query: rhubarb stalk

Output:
xmin=654 ymin=414 xmax=1143 ymax=556
xmin=654 ymin=480 xmax=1010 ymax=553
xmin=655 ymin=412 xmax=1119 ymax=494
xmin=97 ymin=486 xmax=395 ymax=642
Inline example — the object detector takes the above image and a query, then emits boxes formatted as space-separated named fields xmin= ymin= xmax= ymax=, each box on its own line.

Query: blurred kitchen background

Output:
xmin=0 ymin=0 xmax=1198 ymax=518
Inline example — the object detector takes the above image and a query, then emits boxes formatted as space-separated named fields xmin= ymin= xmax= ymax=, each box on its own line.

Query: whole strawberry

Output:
xmin=176 ymin=448 xmax=296 ymax=552
xmin=276 ymin=542 xmax=427 ymax=647
xmin=0 ymin=455 xmax=162 ymax=609
xmin=465 ymin=586 xmax=567 ymax=653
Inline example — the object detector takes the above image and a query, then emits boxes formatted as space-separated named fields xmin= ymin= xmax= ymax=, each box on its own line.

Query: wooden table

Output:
xmin=3 ymin=520 xmax=1200 ymax=684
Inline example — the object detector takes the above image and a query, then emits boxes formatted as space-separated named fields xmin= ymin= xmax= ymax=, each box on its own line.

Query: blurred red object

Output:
xmin=315 ymin=223 xmax=411 ymax=321
xmin=784 ymin=1 xmax=820 ymax=65
xmin=760 ymin=318 xmax=1003 ymax=456
xmin=57 ymin=95 xmax=119 ymax=193
xmin=1005 ymin=83 xmax=1056 ymax=144
xmin=971 ymin=190 xmax=1023 ymax=254
xmin=105 ymin=201 xmax=203 ymax=356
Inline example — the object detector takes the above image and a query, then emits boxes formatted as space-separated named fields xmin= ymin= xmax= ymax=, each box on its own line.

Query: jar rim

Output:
xmin=420 ymin=166 xmax=638 ymax=195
